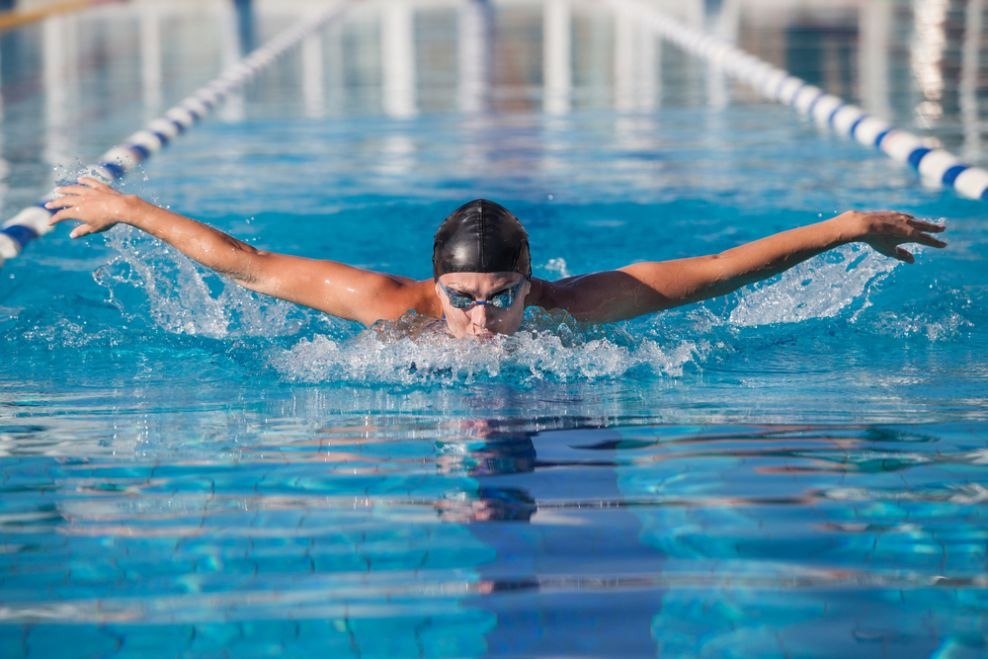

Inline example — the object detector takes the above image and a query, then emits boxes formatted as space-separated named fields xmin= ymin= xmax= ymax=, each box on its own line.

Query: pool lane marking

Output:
xmin=0 ymin=0 xmax=358 ymax=268
xmin=0 ymin=0 xmax=123 ymax=32
xmin=613 ymin=0 xmax=988 ymax=203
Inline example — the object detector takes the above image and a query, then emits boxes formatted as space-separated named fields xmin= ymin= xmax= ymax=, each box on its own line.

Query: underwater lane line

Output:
xmin=0 ymin=0 xmax=360 ymax=270
xmin=612 ymin=0 xmax=988 ymax=203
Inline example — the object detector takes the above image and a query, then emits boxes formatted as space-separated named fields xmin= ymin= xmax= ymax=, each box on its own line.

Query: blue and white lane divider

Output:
xmin=616 ymin=0 xmax=988 ymax=203
xmin=0 ymin=0 xmax=356 ymax=268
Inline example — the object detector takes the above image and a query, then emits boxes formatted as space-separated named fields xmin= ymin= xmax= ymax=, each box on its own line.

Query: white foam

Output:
xmin=97 ymin=227 xmax=303 ymax=338
xmin=94 ymin=230 xmax=706 ymax=385
xmin=728 ymin=245 xmax=898 ymax=326
xmin=541 ymin=257 xmax=572 ymax=279
xmin=870 ymin=310 xmax=973 ymax=341
xmin=21 ymin=317 xmax=123 ymax=349
xmin=88 ymin=231 xmax=949 ymax=384
xmin=269 ymin=320 xmax=704 ymax=385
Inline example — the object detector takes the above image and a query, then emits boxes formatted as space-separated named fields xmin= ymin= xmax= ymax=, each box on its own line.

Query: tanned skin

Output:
xmin=47 ymin=177 xmax=947 ymax=338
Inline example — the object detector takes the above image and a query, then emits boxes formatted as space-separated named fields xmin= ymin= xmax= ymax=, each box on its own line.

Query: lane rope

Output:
xmin=0 ymin=0 xmax=356 ymax=268
xmin=615 ymin=0 xmax=988 ymax=203
xmin=0 ymin=0 xmax=122 ymax=32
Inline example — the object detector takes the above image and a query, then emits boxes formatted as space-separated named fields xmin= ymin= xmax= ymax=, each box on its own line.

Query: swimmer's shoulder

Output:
xmin=526 ymin=275 xmax=618 ymax=322
xmin=526 ymin=277 xmax=566 ymax=311
xmin=405 ymin=278 xmax=443 ymax=319
xmin=366 ymin=277 xmax=442 ymax=323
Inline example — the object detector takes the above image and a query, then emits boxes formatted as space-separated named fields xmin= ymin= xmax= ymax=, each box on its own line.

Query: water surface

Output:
xmin=1 ymin=1 xmax=986 ymax=656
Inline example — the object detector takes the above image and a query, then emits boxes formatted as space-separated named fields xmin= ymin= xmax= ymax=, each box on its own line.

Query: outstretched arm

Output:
xmin=47 ymin=178 xmax=433 ymax=326
xmin=538 ymin=211 xmax=947 ymax=323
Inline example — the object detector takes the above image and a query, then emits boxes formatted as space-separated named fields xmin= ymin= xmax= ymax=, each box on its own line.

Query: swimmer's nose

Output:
xmin=470 ymin=303 xmax=494 ymax=330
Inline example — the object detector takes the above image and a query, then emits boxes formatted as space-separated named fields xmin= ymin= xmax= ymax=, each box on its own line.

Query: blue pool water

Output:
xmin=1 ymin=1 xmax=987 ymax=656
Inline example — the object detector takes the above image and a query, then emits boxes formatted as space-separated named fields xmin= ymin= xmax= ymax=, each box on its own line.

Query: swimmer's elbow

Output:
xmin=701 ymin=252 xmax=732 ymax=281
xmin=222 ymin=241 xmax=271 ymax=285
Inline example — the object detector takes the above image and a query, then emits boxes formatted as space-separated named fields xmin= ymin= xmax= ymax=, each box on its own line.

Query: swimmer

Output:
xmin=46 ymin=177 xmax=947 ymax=339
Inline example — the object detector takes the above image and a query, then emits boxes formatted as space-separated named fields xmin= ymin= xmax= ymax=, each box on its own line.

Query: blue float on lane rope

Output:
xmin=617 ymin=0 xmax=988 ymax=202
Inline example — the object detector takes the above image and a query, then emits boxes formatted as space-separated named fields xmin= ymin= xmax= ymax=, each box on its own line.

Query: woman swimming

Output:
xmin=46 ymin=177 xmax=947 ymax=339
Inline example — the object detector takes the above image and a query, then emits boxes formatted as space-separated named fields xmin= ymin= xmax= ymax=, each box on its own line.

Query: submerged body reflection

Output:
xmin=436 ymin=418 xmax=539 ymax=523
xmin=433 ymin=417 xmax=662 ymax=655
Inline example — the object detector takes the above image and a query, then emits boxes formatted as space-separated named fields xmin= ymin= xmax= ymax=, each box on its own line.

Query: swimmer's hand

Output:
xmin=840 ymin=210 xmax=947 ymax=263
xmin=44 ymin=176 xmax=433 ymax=326
xmin=545 ymin=208 xmax=949 ymax=323
xmin=46 ymin=177 xmax=140 ymax=239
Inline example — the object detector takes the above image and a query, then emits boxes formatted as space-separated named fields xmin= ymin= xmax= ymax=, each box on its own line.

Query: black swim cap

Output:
xmin=433 ymin=199 xmax=532 ymax=278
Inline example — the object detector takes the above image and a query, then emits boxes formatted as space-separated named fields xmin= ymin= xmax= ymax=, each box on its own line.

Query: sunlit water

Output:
xmin=1 ymin=3 xmax=987 ymax=657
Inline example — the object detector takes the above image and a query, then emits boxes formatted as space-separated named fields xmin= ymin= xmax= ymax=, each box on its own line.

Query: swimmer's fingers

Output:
xmin=44 ymin=179 xmax=137 ymax=240
xmin=45 ymin=200 xmax=87 ymax=226
xmin=892 ymin=215 xmax=947 ymax=249
xmin=866 ymin=239 xmax=910 ymax=262
xmin=47 ymin=206 xmax=96 ymax=227
xmin=910 ymin=230 xmax=948 ymax=249
xmin=893 ymin=247 xmax=915 ymax=264
xmin=45 ymin=192 xmax=122 ymax=237
xmin=49 ymin=183 xmax=107 ymax=200
xmin=907 ymin=217 xmax=946 ymax=234
xmin=48 ymin=206 xmax=115 ymax=239
xmin=67 ymin=223 xmax=109 ymax=239
xmin=859 ymin=211 xmax=948 ymax=261
xmin=868 ymin=239 xmax=916 ymax=263
xmin=46 ymin=206 xmax=91 ymax=236
xmin=77 ymin=176 xmax=114 ymax=191
xmin=906 ymin=218 xmax=948 ymax=249
xmin=68 ymin=224 xmax=92 ymax=239
xmin=45 ymin=194 xmax=82 ymax=212
xmin=46 ymin=206 xmax=74 ymax=224
xmin=48 ymin=178 xmax=118 ymax=206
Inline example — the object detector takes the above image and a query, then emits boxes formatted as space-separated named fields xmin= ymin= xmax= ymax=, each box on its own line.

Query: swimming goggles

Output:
xmin=440 ymin=280 xmax=525 ymax=310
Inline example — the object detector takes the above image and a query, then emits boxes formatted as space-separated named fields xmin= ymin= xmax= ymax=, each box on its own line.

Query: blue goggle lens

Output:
xmin=442 ymin=282 xmax=523 ymax=310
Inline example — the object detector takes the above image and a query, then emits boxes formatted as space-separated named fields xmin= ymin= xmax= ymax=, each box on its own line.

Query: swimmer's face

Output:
xmin=436 ymin=272 xmax=530 ymax=339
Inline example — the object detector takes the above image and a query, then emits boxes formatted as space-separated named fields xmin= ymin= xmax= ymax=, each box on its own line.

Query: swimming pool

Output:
xmin=1 ymin=0 xmax=986 ymax=656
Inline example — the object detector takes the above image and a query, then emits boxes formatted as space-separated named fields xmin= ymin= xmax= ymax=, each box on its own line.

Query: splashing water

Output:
xmin=542 ymin=257 xmax=572 ymax=279
xmin=728 ymin=244 xmax=898 ymax=326
xmin=268 ymin=322 xmax=706 ymax=386
xmin=96 ymin=226 xmax=305 ymax=338
xmin=88 ymin=230 xmax=946 ymax=385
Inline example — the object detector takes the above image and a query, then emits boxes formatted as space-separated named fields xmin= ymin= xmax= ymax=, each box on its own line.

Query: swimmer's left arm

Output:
xmin=45 ymin=177 xmax=434 ymax=325
xmin=539 ymin=210 xmax=946 ymax=322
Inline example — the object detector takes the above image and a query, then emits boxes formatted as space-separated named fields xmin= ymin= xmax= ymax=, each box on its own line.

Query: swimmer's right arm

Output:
xmin=47 ymin=178 xmax=433 ymax=326
xmin=536 ymin=210 xmax=946 ymax=322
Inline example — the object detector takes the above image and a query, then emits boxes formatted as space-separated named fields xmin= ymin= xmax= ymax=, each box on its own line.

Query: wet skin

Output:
xmin=46 ymin=178 xmax=948 ymax=335
xmin=435 ymin=272 xmax=531 ymax=339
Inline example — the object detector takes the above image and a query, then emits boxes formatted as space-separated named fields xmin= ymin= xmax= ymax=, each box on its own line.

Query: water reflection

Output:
xmin=436 ymin=418 xmax=539 ymax=523
xmin=1 ymin=0 xmax=987 ymax=219
xmin=381 ymin=1 xmax=416 ymax=118
xmin=542 ymin=0 xmax=571 ymax=116
xmin=233 ymin=0 xmax=256 ymax=56
xmin=2 ymin=387 xmax=986 ymax=654
xmin=459 ymin=0 xmax=494 ymax=114
xmin=0 ymin=0 xmax=985 ymax=654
